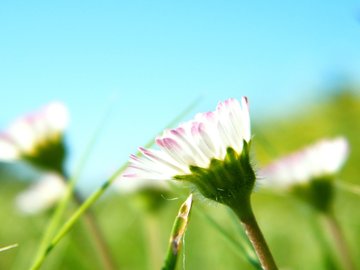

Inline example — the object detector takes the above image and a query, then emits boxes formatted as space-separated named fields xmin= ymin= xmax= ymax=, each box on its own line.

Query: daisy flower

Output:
xmin=0 ymin=102 xmax=68 ymax=214
xmin=260 ymin=137 xmax=348 ymax=187
xmin=260 ymin=137 xmax=349 ymax=213
xmin=0 ymin=102 xmax=68 ymax=174
xmin=123 ymin=97 xmax=253 ymax=208
xmin=123 ymin=97 xmax=278 ymax=270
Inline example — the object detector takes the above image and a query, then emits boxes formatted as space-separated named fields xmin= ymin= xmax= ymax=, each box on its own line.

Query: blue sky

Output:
xmin=1 ymin=1 xmax=360 ymax=190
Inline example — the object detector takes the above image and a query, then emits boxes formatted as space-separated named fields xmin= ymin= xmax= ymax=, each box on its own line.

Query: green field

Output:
xmin=1 ymin=90 xmax=359 ymax=270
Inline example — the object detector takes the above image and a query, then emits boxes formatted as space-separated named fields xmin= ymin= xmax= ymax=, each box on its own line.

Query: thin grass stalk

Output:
xmin=308 ymin=212 xmax=340 ymax=270
xmin=162 ymin=194 xmax=193 ymax=270
xmin=0 ymin=244 xmax=18 ymax=253
xmin=30 ymin=108 xmax=115 ymax=270
xmin=323 ymin=213 xmax=356 ymax=270
xmin=30 ymin=98 xmax=201 ymax=270
xmin=195 ymin=206 xmax=261 ymax=269
xmin=73 ymin=192 xmax=117 ymax=270
xmin=30 ymin=164 xmax=126 ymax=270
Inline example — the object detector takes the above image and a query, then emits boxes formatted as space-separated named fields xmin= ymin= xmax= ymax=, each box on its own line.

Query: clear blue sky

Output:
xmin=1 ymin=1 xmax=360 ymax=190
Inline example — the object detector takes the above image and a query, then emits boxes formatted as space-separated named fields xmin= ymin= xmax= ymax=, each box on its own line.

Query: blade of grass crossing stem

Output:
xmin=195 ymin=207 xmax=262 ymax=270
xmin=0 ymin=244 xmax=18 ymax=253
xmin=30 ymin=105 xmax=113 ymax=269
xmin=30 ymin=97 xmax=201 ymax=270
xmin=162 ymin=194 xmax=193 ymax=270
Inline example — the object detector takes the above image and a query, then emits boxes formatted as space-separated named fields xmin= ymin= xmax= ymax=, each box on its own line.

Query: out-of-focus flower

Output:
xmin=115 ymin=177 xmax=169 ymax=194
xmin=123 ymin=97 xmax=254 ymax=213
xmin=15 ymin=173 xmax=67 ymax=215
xmin=0 ymin=102 xmax=68 ymax=175
xmin=260 ymin=137 xmax=348 ymax=188
xmin=260 ymin=137 xmax=349 ymax=212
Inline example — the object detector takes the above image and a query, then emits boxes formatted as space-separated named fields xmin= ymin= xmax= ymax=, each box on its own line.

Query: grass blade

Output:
xmin=30 ymin=105 xmax=114 ymax=270
xmin=30 ymin=97 xmax=201 ymax=270
xmin=195 ymin=207 xmax=262 ymax=269
xmin=162 ymin=194 xmax=193 ymax=270
xmin=0 ymin=244 xmax=18 ymax=253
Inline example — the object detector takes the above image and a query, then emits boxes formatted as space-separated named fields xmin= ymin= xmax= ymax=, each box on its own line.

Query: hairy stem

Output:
xmin=232 ymin=201 xmax=278 ymax=270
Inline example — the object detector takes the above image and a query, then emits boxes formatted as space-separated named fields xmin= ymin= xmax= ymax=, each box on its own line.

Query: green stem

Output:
xmin=232 ymin=200 xmax=278 ymax=270
xmin=323 ymin=213 xmax=356 ymax=270
xmin=308 ymin=212 xmax=340 ymax=270
xmin=73 ymin=192 xmax=117 ymax=270
xmin=29 ymin=164 xmax=126 ymax=270
xmin=29 ymin=96 xmax=201 ymax=270
xmin=31 ymin=106 xmax=113 ymax=270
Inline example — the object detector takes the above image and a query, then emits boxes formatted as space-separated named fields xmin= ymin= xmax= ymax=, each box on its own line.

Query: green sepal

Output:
xmin=175 ymin=141 xmax=255 ymax=219
xmin=22 ymin=136 xmax=67 ymax=176
xmin=291 ymin=176 xmax=334 ymax=214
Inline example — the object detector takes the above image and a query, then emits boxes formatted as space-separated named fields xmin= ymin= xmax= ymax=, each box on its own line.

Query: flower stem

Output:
xmin=73 ymin=192 xmax=117 ymax=270
xmin=323 ymin=213 xmax=356 ymax=270
xmin=232 ymin=200 xmax=278 ymax=270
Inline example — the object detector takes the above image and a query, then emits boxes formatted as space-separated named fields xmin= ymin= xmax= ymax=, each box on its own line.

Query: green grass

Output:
xmin=1 ymin=90 xmax=359 ymax=269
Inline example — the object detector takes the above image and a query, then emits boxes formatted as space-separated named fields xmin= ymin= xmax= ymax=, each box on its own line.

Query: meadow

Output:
xmin=0 ymin=90 xmax=359 ymax=270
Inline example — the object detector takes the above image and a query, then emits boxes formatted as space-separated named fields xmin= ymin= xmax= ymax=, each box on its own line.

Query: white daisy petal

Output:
xmin=260 ymin=137 xmax=349 ymax=188
xmin=43 ymin=102 xmax=69 ymax=134
xmin=0 ymin=135 xmax=20 ymax=160
xmin=124 ymin=97 xmax=251 ymax=181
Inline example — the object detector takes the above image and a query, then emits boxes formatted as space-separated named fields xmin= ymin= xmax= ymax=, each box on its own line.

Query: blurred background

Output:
xmin=1 ymin=1 xmax=360 ymax=269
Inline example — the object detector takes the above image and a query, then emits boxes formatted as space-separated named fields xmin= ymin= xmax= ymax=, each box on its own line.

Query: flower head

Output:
xmin=260 ymin=137 xmax=349 ymax=188
xmin=0 ymin=102 xmax=68 ymax=175
xmin=260 ymin=137 xmax=349 ymax=212
xmin=124 ymin=97 xmax=255 ymax=212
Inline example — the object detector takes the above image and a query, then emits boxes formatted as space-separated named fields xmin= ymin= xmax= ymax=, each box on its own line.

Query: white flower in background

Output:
xmin=115 ymin=177 xmax=169 ymax=193
xmin=0 ymin=102 xmax=68 ymax=174
xmin=259 ymin=137 xmax=349 ymax=189
xmin=15 ymin=173 xmax=66 ymax=215
xmin=123 ymin=97 xmax=254 ymax=208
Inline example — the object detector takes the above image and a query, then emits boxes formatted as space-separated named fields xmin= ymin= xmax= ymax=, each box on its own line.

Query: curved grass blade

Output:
xmin=30 ymin=97 xmax=201 ymax=270
xmin=162 ymin=194 xmax=193 ymax=270
xmin=195 ymin=207 xmax=261 ymax=269
xmin=30 ymin=105 xmax=115 ymax=270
